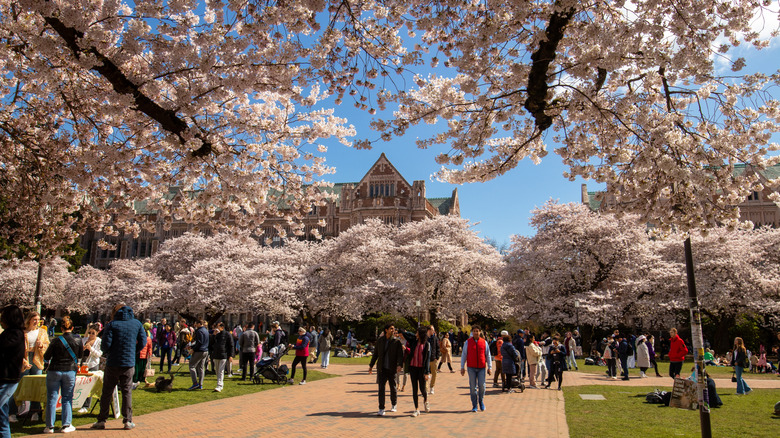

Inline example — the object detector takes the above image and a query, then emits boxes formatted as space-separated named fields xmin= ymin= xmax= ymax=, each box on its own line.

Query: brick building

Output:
xmin=581 ymin=163 xmax=780 ymax=227
xmin=81 ymin=153 xmax=460 ymax=268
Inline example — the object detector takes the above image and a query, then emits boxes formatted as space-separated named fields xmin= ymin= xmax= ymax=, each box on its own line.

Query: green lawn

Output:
xmin=565 ymin=385 xmax=780 ymax=438
xmin=571 ymin=359 xmax=780 ymax=380
xmin=10 ymin=361 xmax=333 ymax=437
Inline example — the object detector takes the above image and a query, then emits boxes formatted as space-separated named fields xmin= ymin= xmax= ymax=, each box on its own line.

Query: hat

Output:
xmin=143 ymin=322 xmax=151 ymax=331
xmin=500 ymin=330 xmax=509 ymax=336
xmin=636 ymin=335 xmax=646 ymax=342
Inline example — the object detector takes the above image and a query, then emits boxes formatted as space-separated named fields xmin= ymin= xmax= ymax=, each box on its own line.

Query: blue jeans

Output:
xmin=735 ymin=365 xmax=751 ymax=394
xmin=0 ymin=382 xmax=20 ymax=438
xmin=46 ymin=371 xmax=76 ymax=429
xmin=466 ymin=367 xmax=486 ymax=409
xmin=567 ymin=350 xmax=578 ymax=370
xmin=321 ymin=351 xmax=331 ymax=367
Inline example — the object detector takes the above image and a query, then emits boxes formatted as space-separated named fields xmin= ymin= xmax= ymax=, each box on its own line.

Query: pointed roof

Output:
xmin=356 ymin=152 xmax=413 ymax=188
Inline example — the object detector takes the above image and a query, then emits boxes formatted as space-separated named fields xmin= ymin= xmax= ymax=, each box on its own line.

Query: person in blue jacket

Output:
xmin=91 ymin=304 xmax=146 ymax=431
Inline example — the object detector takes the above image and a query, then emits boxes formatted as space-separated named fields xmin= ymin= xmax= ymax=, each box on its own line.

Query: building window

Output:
xmin=370 ymin=182 xmax=395 ymax=197
xmin=747 ymin=191 xmax=760 ymax=201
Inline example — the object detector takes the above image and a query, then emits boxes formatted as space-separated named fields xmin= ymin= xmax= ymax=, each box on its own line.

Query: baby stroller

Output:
xmin=508 ymin=374 xmax=525 ymax=393
xmin=253 ymin=344 xmax=289 ymax=385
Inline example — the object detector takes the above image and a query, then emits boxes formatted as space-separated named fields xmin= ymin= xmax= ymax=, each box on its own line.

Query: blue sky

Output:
xmin=310 ymin=8 xmax=780 ymax=244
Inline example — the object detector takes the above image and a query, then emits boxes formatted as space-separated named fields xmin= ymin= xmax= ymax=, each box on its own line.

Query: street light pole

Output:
xmin=574 ymin=299 xmax=580 ymax=333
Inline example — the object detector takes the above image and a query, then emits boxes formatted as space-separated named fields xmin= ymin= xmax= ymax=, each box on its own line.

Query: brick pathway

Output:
xmin=53 ymin=364 xmax=568 ymax=438
xmin=27 ymin=365 xmax=778 ymax=437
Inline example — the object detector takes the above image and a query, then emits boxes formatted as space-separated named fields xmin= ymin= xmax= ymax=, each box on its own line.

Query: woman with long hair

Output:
xmin=318 ymin=328 xmax=333 ymax=369
xmin=43 ymin=316 xmax=83 ymax=433
xmin=9 ymin=311 xmax=49 ymax=423
xmin=403 ymin=326 xmax=431 ymax=417
xmin=731 ymin=337 xmax=752 ymax=395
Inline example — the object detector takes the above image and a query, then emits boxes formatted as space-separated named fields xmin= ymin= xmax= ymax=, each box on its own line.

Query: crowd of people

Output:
xmin=2 ymin=303 xmax=779 ymax=433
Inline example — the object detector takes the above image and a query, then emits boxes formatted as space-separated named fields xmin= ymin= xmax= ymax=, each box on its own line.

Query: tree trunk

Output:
xmin=711 ymin=315 xmax=735 ymax=354
xmin=429 ymin=308 xmax=439 ymax=332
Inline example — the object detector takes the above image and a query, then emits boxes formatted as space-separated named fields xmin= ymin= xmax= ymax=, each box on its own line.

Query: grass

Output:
xmin=10 ymin=356 xmax=333 ymax=437
xmin=571 ymin=359 xmax=780 ymax=380
xmin=565 ymin=385 xmax=780 ymax=438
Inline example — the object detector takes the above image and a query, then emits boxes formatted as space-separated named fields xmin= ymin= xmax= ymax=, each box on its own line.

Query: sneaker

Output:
xmin=213 ymin=388 xmax=222 ymax=392
xmin=424 ymin=402 xmax=430 ymax=413
xmin=187 ymin=384 xmax=202 ymax=391
xmin=43 ymin=427 xmax=54 ymax=434
xmin=77 ymin=407 xmax=88 ymax=414
xmin=61 ymin=425 xmax=76 ymax=433
xmin=132 ymin=382 xmax=139 ymax=390
xmin=471 ymin=407 xmax=478 ymax=412
xmin=390 ymin=405 xmax=397 ymax=412
xmin=91 ymin=422 xmax=106 ymax=430
xmin=430 ymin=388 xmax=435 ymax=394
xmin=124 ymin=422 xmax=136 ymax=430
xmin=288 ymin=378 xmax=294 ymax=384
xmin=31 ymin=413 xmax=39 ymax=422
xmin=8 ymin=415 xmax=17 ymax=423
xmin=376 ymin=409 xmax=385 ymax=416
xmin=412 ymin=410 xmax=420 ymax=417
xmin=479 ymin=402 xmax=486 ymax=411
xmin=299 ymin=380 xmax=306 ymax=385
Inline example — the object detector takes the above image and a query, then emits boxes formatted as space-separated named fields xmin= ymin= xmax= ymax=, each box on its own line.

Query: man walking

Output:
xmin=238 ymin=323 xmax=260 ymax=381
xmin=460 ymin=325 xmax=492 ymax=412
xmin=368 ymin=324 xmax=403 ymax=416
xmin=426 ymin=325 xmax=440 ymax=395
xmin=188 ymin=320 xmax=209 ymax=390
xmin=91 ymin=304 xmax=146 ymax=431
xmin=211 ymin=322 xmax=234 ymax=392
xmin=617 ymin=334 xmax=632 ymax=381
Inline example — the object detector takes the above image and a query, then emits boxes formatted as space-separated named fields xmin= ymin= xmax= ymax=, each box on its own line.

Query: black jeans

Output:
xmin=669 ymin=361 xmax=683 ymax=379
xmin=159 ymin=347 xmax=173 ymax=372
xmin=377 ymin=370 xmax=397 ymax=410
xmin=408 ymin=366 xmax=427 ymax=409
xmin=620 ymin=356 xmax=629 ymax=379
xmin=651 ymin=358 xmax=660 ymax=376
xmin=98 ymin=366 xmax=134 ymax=423
xmin=606 ymin=358 xmax=617 ymax=377
xmin=502 ymin=372 xmax=515 ymax=391
xmin=290 ymin=356 xmax=307 ymax=381
xmin=240 ymin=352 xmax=255 ymax=380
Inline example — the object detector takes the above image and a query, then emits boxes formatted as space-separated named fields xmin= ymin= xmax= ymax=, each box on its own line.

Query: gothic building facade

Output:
xmin=80 ymin=153 xmax=460 ymax=268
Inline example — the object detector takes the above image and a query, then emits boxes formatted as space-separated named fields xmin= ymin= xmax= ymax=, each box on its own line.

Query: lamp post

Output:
xmin=574 ymin=299 xmax=580 ymax=333
xmin=415 ymin=300 xmax=422 ymax=327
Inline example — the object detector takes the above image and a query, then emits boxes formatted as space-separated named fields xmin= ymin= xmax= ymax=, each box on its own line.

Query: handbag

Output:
xmin=144 ymin=359 xmax=155 ymax=377
xmin=731 ymin=372 xmax=737 ymax=383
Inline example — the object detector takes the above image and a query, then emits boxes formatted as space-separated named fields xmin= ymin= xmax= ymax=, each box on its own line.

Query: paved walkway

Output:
xmin=29 ymin=365 xmax=779 ymax=437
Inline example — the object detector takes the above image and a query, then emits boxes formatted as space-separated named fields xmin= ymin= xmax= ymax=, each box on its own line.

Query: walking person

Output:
xmin=646 ymin=335 xmax=662 ymax=377
xmin=603 ymin=338 xmax=617 ymax=379
xmin=438 ymin=333 xmax=454 ymax=373
xmin=288 ymin=327 xmax=310 ymax=385
xmin=668 ymin=328 xmax=688 ymax=379
xmin=525 ymin=335 xmax=542 ymax=388
xmin=211 ymin=322 xmax=234 ymax=392
xmin=188 ymin=319 xmax=209 ymax=390
xmin=544 ymin=340 xmax=566 ymax=390
xmin=158 ymin=323 xmax=175 ymax=373
xmin=43 ymin=316 xmax=83 ymax=433
xmin=426 ymin=325 xmax=440 ymax=394
xmin=318 ymin=328 xmax=333 ymax=369
xmin=491 ymin=332 xmax=505 ymax=388
xmin=238 ymin=323 xmax=260 ymax=381
xmin=460 ymin=325 xmax=492 ymax=412
xmin=172 ymin=319 xmax=191 ymax=366
xmin=564 ymin=332 xmax=578 ymax=371
xmin=368 ymin=324 xmax=403 ymax=416
xmin=404 ymin=327 xmax=432 ymax=417
xmin=91 ymin=304 xmax=146 ymax=430
xmin=0 ymin=306 xmax=26 ymax=438
xmin=500 ymin=333 xmax=520 ymax=392
xmin=635 ymin=335 xmax=651 ymax=378
xmin=512 ymin=330 xmax=526 ymax=382
xmin=617 ymin=334 xmax=632 ymax=381
xmin=731 ymin=337 xmax=752 ymax=395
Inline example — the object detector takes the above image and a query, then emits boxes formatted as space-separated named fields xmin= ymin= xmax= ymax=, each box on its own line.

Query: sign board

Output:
xmin=669 ymin=377 xmax=697 ymax=410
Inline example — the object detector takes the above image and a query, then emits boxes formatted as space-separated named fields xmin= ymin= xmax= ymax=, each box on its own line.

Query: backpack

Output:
xmin=645 ymin=390 xmax=666 ymax=404
xmin=625 ymin=341 xmax=634 ymax=356
xmin=489 ymin=340 xmax=498 ymax=357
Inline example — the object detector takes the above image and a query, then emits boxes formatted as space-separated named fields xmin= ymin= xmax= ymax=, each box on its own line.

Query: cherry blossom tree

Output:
xmin=300 ymin=219 xmax=401 ymax=321
xmin=0 ymin=258 xmax=72 ymax=309
xmin=390 ymin=215 xmax=507 ymax=328
xmin=64 ymin=265 xmax=111 ymax=314
xmin=107 ymin=258 xmax=170 ymax=315
xmin=504 ymin=201 xmax=651 ymax=327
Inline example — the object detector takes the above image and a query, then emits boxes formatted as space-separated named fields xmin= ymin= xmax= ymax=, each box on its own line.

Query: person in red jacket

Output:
xmin=460 ymin=325 xmax=492 ymax=412
xmin=668 ymin=328 xmax=688 ymax=379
